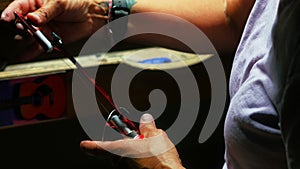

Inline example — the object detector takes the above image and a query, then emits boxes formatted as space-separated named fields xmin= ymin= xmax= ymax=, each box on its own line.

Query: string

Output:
xmin=53 ymin=38 xmax=141 ymax=138
xmin=53 ymin=45 xmax=119 ymax=119
xmin=59 ymin=52 xmax=113 ymax=117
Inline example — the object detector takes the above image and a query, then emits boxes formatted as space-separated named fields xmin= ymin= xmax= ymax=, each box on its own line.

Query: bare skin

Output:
xmin=0 ymin=0 xmax=255 ymax=168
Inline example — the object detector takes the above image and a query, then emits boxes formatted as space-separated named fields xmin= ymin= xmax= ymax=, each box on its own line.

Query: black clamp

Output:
xmin=110 ymin=0 xmax=130 ymax=41
xmin=111 ymin=0 xmax=130 ymax=20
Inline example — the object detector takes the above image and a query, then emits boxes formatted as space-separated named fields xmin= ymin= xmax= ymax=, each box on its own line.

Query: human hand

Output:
xmin=1 ymin=0 xmax=109 ymax=60
xmin=80 ymin=113 xmax=185 ymax=169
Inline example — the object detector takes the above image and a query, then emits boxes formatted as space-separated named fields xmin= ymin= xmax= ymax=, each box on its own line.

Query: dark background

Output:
xmin=0 ymin=9 xmax=228 ymax=169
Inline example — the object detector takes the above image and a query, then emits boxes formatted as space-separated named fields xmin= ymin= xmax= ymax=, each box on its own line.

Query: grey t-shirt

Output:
xmin=223 ymin=0 xmax=288 ymax=168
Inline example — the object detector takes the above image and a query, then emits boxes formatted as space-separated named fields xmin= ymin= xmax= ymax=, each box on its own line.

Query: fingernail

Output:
xmin=141 ymin=113 xmax=154 ymax=123
xmin=14 ymin=34 xmax=23 ymax=41
xmin=16 ymin=23 xmax=24 ymax=30
xmin=81 ymin=140 xmax=92 ymax=144
xmin=80 ymin=140 xmax=92 ymax=148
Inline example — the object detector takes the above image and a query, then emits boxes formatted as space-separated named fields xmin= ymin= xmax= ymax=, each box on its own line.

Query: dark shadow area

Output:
xmin=0 ymin=11 xmax=229 ymax=168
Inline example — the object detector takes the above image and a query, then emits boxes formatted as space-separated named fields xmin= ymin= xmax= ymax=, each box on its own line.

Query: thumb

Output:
xmin=27 ymin=1 xmax=64 ymax=25
xmin=139 ymin=113 xmax=159 ymax=137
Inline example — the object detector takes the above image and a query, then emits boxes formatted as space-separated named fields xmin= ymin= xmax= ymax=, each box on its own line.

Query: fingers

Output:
xmin=81 ymin=133 xmax=175 ymax=158
xmin=27 ymin=1 xmax=64 ymax=26
xmin=1 ymin=0 xmax=64 ymax=26
xmin=18 ymin=41 xmax=44 ymax=61
xmin=1 ymin=0 xmax=43 ymax=22
xmin=80 ymin=113 xmax=175 ymax=159
xmin=9 ymin=31 xmax=44 ymax=61
xmin=81 ymin=139 xmax=138 ymax=158
xmin=1 ymin=1 xmax=21 ymax=21
xmin=1 ymin=1 xmax=24 ymax=21
xmin=80 ymin=140 xmax=111 ymax=157
xmin=82 ymin=139 xmax=140 ymax=158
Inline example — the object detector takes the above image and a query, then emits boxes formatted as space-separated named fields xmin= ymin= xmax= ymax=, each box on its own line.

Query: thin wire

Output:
xmin=51 ymin=33 xmax=140 ymax=138
xmin=53 ymin=44 xmax=117 ymax=119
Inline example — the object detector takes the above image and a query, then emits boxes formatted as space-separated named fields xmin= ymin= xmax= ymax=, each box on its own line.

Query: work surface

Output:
xmin=0 ymin=47 xmax=212 ymax=80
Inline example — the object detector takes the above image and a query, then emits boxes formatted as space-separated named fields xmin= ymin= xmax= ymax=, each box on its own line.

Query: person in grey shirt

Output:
xmin=1 ymin=0 xmax=299 ymax=168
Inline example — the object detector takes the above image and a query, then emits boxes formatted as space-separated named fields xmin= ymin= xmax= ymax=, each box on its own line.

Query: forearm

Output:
xmin=127 ymin=0 xmax=255 ymax=55
xmin=1 ymin=0 xmax=254 ymax=57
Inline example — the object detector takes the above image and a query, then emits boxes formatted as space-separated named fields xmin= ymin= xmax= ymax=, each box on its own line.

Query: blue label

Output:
xmin=138 ymin=57 xmax=172 ymax=64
